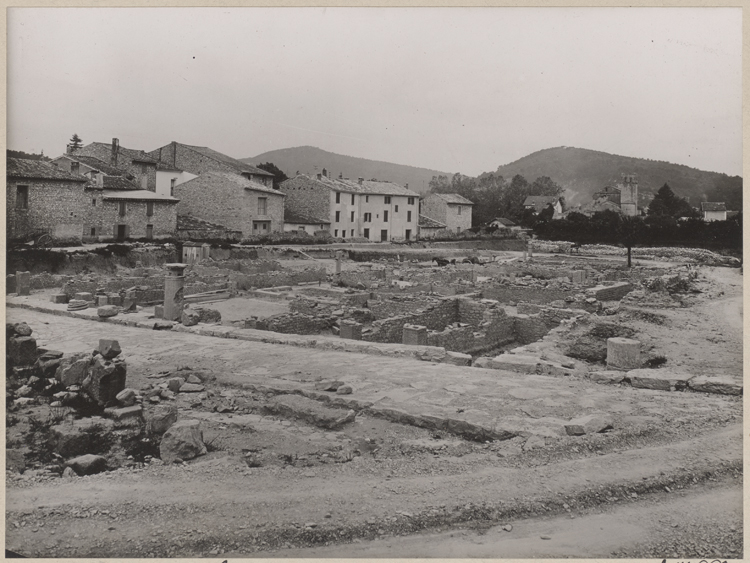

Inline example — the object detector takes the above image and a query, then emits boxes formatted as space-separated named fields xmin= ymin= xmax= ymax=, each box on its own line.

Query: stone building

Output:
xmin=283 ymin=209 xmax=331 ymax=235
xmin=69 ymin=138 xmax=158 ymax=192
xmin=618 ymin=174 xmax=639 ymax=216
xmin=418 ymin=214 xmax=448 ymax=239
xmin=592 ymin=185 xmax=622 ymax=206
xmin=701 ymin=202 xmax=727 ymax=222
xmin=148 ymin=141 xmax=274 ymax=188
xmin=6 ymin=157 xmax=89 ymax=242
xmin=86 ymin=188 xmax=178 ymax=241
xmin=174 ymin=171 xmax=285 ymax=238
xmin=279 ymin=171 xmax=421 ymax=241
xmin=522 ymin=195 xmax=564 ymax=218
xmin=421 ymin=193 xmax=474 ymax=233
xmin=154 ymin=162 xmax=197 ymax=198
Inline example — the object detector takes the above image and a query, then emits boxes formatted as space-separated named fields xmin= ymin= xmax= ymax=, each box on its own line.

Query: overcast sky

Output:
xmin=7 ymin=7 xmax=743 ymax=177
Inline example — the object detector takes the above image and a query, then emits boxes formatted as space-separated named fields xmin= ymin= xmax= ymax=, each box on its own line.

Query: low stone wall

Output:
xmin=365 ymin=299 xmax=459 ymax=343
xmin=367 ymin=296 xmax=441 ymax=320
xmin=512 ymin=314 xmax=550 ymax=345
xmin=481 ymin=285 xmax=576 ymax=305
xmin=232 ymin=267 xmax=327 ymax=291
xmin=264 ymin=312 xmax=336 ymax=335
xmin=588 ymin=282 xmax=634 ymax=301
xmin=289 ymin=296 xmax=339 ymax=317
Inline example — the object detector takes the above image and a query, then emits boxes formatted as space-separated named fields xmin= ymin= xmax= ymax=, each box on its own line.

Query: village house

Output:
xmin=417 ymin=214 xmax=448 ymax=239
xmin=488 ymin=217 xmax=521 ymax=231
xmin=279 ymin=170 xmax=420 ymax=241
xmin=701 ymin=201 xmax=727 ymax=222
xmin=174 ymin=171 xmax=285 ymax=238
xmin=283 ymin=209 xmax=330 ymax=235
xmin=87 ymin=187 xmax=178 ymax=242
xmin=154 ymin=162 xmax=197 ymax=197
xmin=7 ymin=157 xmax=89 ymax=243
xmin=69 ymin=138 xmax=158 ymax=192
xmin=147 ymin=141 xmax=274 ymax=188
xmin=420 ymin=193 xmax=474 ymax=234
xmin=522 ymin=195 xmax=564 ymax=218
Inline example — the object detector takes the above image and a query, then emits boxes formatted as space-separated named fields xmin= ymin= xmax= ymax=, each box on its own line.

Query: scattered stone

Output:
xmin=181 ymin=309 xmax=200 ymax=327
xmin=267 ymin=394 xmax=357 ymax=429
xmin=565 ymin=414 xmax=613 ymax=436
xmin=502 ymin=524 xmax=513 ymax=532
xmin=116 ymin=388 xmax=137 ymax=406
xmin=628 ymin=369 xmax=694 ymax=392
xmin=687 ymin=375 xmax=742 ymax=396
xmin=62 ymin=467 xmax=77 ymax=479
xmin=96 ymin=295 xmax=109 ymax=306
xmin=314 ymin=380 xmax=344 ymax=392
xmin=606 ymin=337 xmax=641 ymax=370
xmin=167 ymin=377 xmax=186 ymax=393
xmin=336 ymin=385 xmax=353 ymax=395
xmin=97 ymin=306 xmax=119 ymax=318
xmin=67 ymin=300 xmax=89 ymax=311
xmin=57 ymin=355 xmax=90 ymax=387
xmin=13 ymin=322 xmax=33 ymax=336
xmin=98 ymin=339 xmax=122 ymax=360
xmin=74 ymin=292 xmax=94 ymax=302
xmin=82 ymin=356 xmax=127 ymax=406
xmin=15 ymin=385 xmax=33 ymax=398
xmin=154 ymin=304 xmax=164 ymax=319
xmin=65 ymin=454 xmax=108 ymax=476
xmin=160 ymin=389 xmax=176 ymax=400
xmin=186 ymin=374 xmax=202 ymax=385
xmin=51 ymin=417 xmax=116 ymax=457
xmin=153 ymin=321 xmax=174 ymax=331
xmin=159 ymin=420 xmax=207 ymax=464
xmin=589 ymin=371 xmax=626 ymax=385
xmin=146 ymin=405 xmax=178 ymax=434
xmin=104 ymin=405 xmax=143 ymax=424
xmin=16 ymin=271 xmax=31 ymax=296
xmin=8 ymin=336 xmax=38 ymax=366
xmin=443 ymin=351 xmax=472 ymax=366
xmin=195 ymin=307 xmax=222 ymax=324
xmin=179 ymin=383 xmax=205 ymax=393
xmin=523 ymin=435 xmax=546 ymax=450
xmin=6 ymin=449 xmax=26 ymax=473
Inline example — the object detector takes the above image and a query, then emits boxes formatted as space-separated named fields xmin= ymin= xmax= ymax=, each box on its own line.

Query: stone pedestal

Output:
xmin=340 ymin=320 xmax=362 ymax=340
xmin=606 ymin=337 xmax=641 ymax=370
xmin=6 ymin=274 xmax=16 ymax=294
xmin=403 ymin=324 xmax=428 ymax=346
xmin=163 ymin=263 xmax=187 ymax=321
xmin=527 ymin=244 xmax=533 ymax=258
xmin=16 ymin=271 xmax=30 ymax=296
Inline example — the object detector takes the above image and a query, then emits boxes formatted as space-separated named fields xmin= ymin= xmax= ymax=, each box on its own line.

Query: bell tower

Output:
xmin=619 ymin=174 xmax=638 ymax=216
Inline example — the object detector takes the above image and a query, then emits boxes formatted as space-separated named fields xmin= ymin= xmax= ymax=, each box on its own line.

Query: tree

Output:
xmin=537 ymin=203 xmax=555 ymax=223
xmin=618 ymin=216 xmax=642 ymax=268
xmin=256 ymin=162 xmax=289 ymax=190
xmin=69 ymin=133 xmax=83 ymax=150
xmin=648 ymin=183 xmax=694 ymax=218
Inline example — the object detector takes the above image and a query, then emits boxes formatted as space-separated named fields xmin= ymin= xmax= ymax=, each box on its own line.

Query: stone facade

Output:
xmin=174 ymin=172 xmax=285 ymax=238
xmin=421 ymin=193 xmax=473 ymax=234
xmin=73 ymin=140 xmax=157 ymax=192
xmin=85 ymin=190 xmax=178 ymax=241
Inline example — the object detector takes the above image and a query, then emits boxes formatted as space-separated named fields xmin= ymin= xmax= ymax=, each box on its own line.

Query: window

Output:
xmin=384 ymin=196 xmax=391 ymax=204
xmin=146 ymin=225 xmax=153 ymax=239
xmin=408 ymin=197 xmax=415 ymax=205
xmin=457 ymin=206 xmax=462 ymax=215
xmin=118 ymin=201 xmax=126 ymax=217
xmin=351 ymin=194 xmax=355 ymax=205
xmin=407 ymin=210 xmax=412 ymax=222
xmin=384 ymin=210 xmax=389 ymax=222
xmin=364 ymin=212 xmax=371 ymax=222
xmin=146 ymin=202 xmax=154 ymax=217
xmin=92 ymin=198 xmax=97 ymax=206
xmin=334 ymin=229 xmax=338 ymax=237
xmin=16 ymin=186 xmax=28 ymax=209
xmin=335 ymin=192 xmax=340 ymax=204
xmin=90 ymin=227 xmax=96 ymax=236
xmin=258 ymin=197 xmax=267 ymax=215
xmin=363 ymin=228 xmax=369 ymax=238
xmin=395 ymin=205 xmax=399 ymax=212
xmin=350 ymin=211 xmax=354 ymax=222
xmin=335 ymin=211 xmax=340 ymax=222
xmin=170 ymin=178 xmax=176 ymax=196
xmin=351 ymin=229 xmax=354 ymax=236
xmin=366 ymin=196 xmax=369 ymax=203
xmin=405 ymin=229 xmax=411 ymax=241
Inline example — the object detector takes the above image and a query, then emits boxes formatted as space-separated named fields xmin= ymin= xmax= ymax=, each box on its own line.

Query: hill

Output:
xmin=491 ymin=146 xmax=742 ymax=210
xmin=242 ymin=146 xmax=450 ymax=194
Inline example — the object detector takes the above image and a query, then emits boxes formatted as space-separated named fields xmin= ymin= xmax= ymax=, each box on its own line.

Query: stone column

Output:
xmin=606 ymin=337 xmax=641 ymax=370
xmin=15 ymin=271 xmax=30 ymax=296
xmin=528 ymin=243 xmax=533 ymax=258
xmin=163 ymin=263 xmax=188 ymax=321
xmin=522 ymin=248 xmax=527 ymax=260
xmin=403 ymin=324 xmax=428 ymax=346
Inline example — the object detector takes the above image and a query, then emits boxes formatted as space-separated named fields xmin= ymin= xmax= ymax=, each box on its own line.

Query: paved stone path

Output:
xmin=9 ymin=308 xmax=739 ymax=441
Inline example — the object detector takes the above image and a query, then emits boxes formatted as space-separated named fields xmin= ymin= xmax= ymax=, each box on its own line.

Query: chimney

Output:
xmin=358 ymin=177 xmax=364 ymax=185
xmin=317 ymin=173 xmax=322 ymax=180
xmin=338 ymin=172 xmax=343 ymax=179
xmin=71 ymin=161 xmax=80 ymax=175
xmin=322 ymin=168 xmax=327 ymax=177
xmin=66 ymin=144 xmax=74 ymax=154
xmin=111 ymin=138 xmax=119 ymax=167
xmin=405 ymin=183 xmax=409 ymax=189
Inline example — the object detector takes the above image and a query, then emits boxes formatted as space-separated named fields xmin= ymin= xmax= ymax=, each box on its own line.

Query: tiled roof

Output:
xmin=280 ymin=174 xmax=420 ymax=197
xmin=284 ymin=209 xmax=331 ymax=225
xmin=82 ymin=142 xmax=158 ymax=164
xmin=432 ymin=193 xmax=474 ymax=205
xmin=7 ymin=157 xmax=88 ymax=182
xmin=418 ymin=214 xmax=447 ymax=229
xmin=492 ymin=217 xmax=517 ymax=227
xmin=177 ymin=215 xmax=240 ymax=232
xmin=186 ymin=171 xmax=284 ymax=196
xmin=179 ymin=144 xmax=274 ymax=176
xmin=156 ymin=162 xmax=183 ymax=172
xmin=101 ymin=189 xmax=178 ymax=202
xmin=55 ymin=154 xmax=126 ymax=176
xmin=102 ymin=176 xmax=140 ymax=191
xmin=701 ymin=202 xmax=726 ymax=212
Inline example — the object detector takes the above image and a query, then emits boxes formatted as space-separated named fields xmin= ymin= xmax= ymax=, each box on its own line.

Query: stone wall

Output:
xmin=232 ymin=267 xmax=327 ymax=290
xmin=289 ymin=296 xmax=339 ymax=316
xmin=91 ymin=198 xmax=177 ymax=240
xmin=264 ymin=312 xmax=335 ymax=335
xmin=7 ymin=178 xmax=88 ymax=242
xmin=512 ymin=314 xmax=550 ymax=345
xmin=481 ymin=285 xmax=576 ymax=305
xmin=589 ymin=282 xmax=634 ymax=301
xmin=367 ymin=296 xmax=441 ymax=320
xmin=279 ymin=176 xmax=332 ymax=227
xmin=364 ymin=298 xmax=459 ymax=343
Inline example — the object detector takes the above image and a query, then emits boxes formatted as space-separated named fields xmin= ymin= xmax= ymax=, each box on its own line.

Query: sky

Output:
xmin=7 ymin=7 xmax=743 ymax=177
